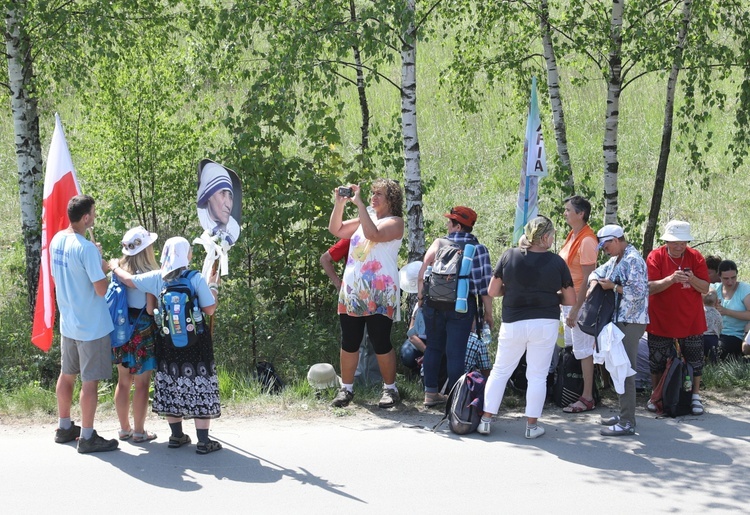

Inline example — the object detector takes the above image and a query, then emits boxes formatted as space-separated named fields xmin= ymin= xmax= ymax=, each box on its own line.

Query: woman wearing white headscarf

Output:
xmin=110 ymin=237 xmax=222 ymax=454
xmin=197 ymin=162 xmax=240 ymax=245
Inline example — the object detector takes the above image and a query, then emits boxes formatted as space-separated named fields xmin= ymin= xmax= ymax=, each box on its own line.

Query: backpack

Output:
xmin=433 ymin=370 xmax=486 ymax=435
xmin=159 ymin=270 xmax=202 ymax=348
xmin=425 ymin=238 xmax=470 ymax=310
xmin=255 ymin=361 xmax=285 ymax=394
xmin=650 ymin=345 xmax=693 ymax=417
xmin=578 ymin=283 xmax=618 ymax=341
xmin=105 ymin=274 xmax=144 ymax=348
xmin=553 ymin=346 xmax=600 ymax=408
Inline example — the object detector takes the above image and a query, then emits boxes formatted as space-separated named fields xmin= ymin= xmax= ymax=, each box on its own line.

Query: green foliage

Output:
xmin=701 ymin=359 xmax=750 ymax=390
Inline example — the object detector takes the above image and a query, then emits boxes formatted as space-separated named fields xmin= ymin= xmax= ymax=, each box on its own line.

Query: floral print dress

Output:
xmin=338 ymin=216 xmax=402 ymax=321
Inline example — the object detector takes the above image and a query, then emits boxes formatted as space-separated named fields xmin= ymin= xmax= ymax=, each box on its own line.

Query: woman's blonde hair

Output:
xmin=518 ymin=215 xmax=555 ymax=254
xmin=120 ymin=244 xmax=158 ymax=274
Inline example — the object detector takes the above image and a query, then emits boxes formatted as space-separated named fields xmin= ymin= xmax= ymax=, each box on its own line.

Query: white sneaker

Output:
xmin=525 ymin=424 xmax=545 ymax=439
xmin=477 ymin=419 xmax=491 ymax=435
xmin=647 ymin=400 xmax=657 ymax=412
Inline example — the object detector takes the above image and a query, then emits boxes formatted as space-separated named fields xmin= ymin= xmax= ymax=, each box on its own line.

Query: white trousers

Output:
xmin=561 ymin=305 xmax=596 ymax=359
xmin=483 ymin=318 xmax=559 ymax=418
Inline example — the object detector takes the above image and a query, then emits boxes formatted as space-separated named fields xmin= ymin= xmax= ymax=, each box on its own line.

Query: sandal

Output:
xmin=196 ymin=440 xmax=222 ymax=455
xmin=562 ymin=396 xmax=595 ymax=413
xmin=168 ymin=433 xmax=191 ymax=448
xmin=133 ymin=431 xmax=157 ymax=443
xmin=691 ymin=398 xmax=704 ymax=416
xmin=118 ymin=428 xmax=133 ymax=441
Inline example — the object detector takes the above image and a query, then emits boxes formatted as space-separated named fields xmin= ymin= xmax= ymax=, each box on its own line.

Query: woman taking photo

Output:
xmin=328 ymin=179 xmax=404 ymax=409
xmin=478 ymin=216 xmax=575 ymax=439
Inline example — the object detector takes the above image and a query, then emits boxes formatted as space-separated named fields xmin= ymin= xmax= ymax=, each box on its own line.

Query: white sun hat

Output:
xmin=307 ymin=363 xmax=341 ymax=390
xmin=398 ymin=261 xmax=423 ymax=294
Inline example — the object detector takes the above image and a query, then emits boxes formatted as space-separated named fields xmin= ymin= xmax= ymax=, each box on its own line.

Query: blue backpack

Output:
xmin=159 ymin=270 xmax=203 ymax=348
xmin=105 ymin=274 xmax=143 ymax=348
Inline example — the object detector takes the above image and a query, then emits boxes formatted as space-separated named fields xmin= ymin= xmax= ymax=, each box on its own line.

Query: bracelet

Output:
xmin=209 ymin=283 xmax=219 ymax=289
xmin=417 ymin=296 xmax=423 ymax=301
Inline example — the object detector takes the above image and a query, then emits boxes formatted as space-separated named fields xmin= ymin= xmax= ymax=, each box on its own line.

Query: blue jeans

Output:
xmin=422 ymin=301 xmax=476 ymax=392
xmin=400 ymin=340 xmax=423 ymax=374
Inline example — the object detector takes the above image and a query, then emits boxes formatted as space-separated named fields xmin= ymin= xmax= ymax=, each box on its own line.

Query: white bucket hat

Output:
xmin=121 ymin=226 xmax=158 ymax=256
xmin=661 ymin=220 xmax=694 ymax=242
xmin=307 ymin=363 xmax=341 ymax=390
xmin=398 ymin=261 xmax=423 ymax=294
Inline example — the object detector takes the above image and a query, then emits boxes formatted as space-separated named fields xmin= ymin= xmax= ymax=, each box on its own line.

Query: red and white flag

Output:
xmin=31 ymin=114 xmax=81 ymax=352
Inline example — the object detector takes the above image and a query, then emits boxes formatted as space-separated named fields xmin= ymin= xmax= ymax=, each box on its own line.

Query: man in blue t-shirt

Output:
xmin=50 ymin=195 xmax=118 ymax=453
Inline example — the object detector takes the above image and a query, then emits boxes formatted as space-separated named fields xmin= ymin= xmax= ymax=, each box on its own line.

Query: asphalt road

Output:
xmin=4 ymin=399 xmax=750 ymax=514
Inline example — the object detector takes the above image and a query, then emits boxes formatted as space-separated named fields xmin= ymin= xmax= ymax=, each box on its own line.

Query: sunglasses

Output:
xmin=122 ymin=238 xmax=142 ymax=250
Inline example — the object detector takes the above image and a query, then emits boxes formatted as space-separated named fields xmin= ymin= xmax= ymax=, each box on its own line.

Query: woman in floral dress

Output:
xmin=112 ymin=227 xmax=159 ymax=443
xmin=328 ymin=179 xmax=404 ymax=409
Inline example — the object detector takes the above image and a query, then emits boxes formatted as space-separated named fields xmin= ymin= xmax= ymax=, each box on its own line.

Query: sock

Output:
xmin=692 ymin=393 xmax=701 ymax=400
xmin=384 ymin=383 xmax=398 ymax=392
xmin=481 ymin=416 xmax=492 ymax=423
xmin=341 ymin=383 xmax=354 ymax=393
xmin=169 ymin=421 xmax=184 ymax=437
xmin=81 ymin=427 xmax=94 ymax=440
xmin=526 ymin=422 xmax=537 ymax=429
xmin=58 ymin=417 xmax=72 ymax=430
xmin=196 ymin=428 xmax=210 ymax=443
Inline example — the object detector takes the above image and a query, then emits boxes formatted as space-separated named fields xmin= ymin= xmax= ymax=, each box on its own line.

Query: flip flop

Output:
xmin=562 ymin=396 xmax=595 ymax=413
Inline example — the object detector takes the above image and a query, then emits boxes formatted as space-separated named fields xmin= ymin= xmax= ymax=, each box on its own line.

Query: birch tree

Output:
xmin=2 ymin=0 xmax=170 ymax=313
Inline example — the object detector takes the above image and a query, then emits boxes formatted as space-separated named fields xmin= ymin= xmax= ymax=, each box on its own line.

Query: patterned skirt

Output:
xmin=112 ymin=311 xmax=157 ymax=375
xmin=152 ymin=329 xmax=221 ymax=419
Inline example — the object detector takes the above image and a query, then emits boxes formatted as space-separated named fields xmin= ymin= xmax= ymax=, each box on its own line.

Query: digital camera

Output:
xmin=338 ymin=186 xmax=354 ymax=198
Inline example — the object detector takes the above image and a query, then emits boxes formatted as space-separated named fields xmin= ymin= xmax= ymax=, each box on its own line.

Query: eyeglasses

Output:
xmin=122 ymin=238 xmax=142 ymax=250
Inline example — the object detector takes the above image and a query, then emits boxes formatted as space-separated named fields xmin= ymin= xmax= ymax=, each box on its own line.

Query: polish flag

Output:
xmin=31 ymin=114 xmax=81 ymax=352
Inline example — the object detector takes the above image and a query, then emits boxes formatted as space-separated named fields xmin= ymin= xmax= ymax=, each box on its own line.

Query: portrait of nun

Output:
xmin=197 ymin=159 xmax=242 ymax=246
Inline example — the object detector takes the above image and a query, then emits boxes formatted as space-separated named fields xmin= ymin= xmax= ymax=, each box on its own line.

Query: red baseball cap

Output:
xmin=444 ymin=206 xmax=477 ymax=228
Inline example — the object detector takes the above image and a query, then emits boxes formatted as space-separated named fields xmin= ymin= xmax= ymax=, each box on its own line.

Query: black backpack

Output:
xmin=425 ymin=238 xmax=469 ymax=310
xmin=655 ymin=349 xmax=694 ymax=417
xmin=433 ymin=370 xmax=486 ymax=435
xmin=255 ymin=361 xmax=284 ymax=394
xmin=578 ymin=283 xmax=618 ymax=339
xmin=553 ymin=346 xmax=600 ymax=408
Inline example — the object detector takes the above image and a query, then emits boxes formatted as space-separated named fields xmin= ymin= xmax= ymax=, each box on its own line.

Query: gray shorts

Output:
xmin=61 ymin=335 xmax=113 ymax=382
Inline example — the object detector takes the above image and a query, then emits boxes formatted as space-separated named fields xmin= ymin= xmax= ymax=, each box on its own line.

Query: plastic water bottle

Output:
xmin=683 ymin=373 xmax=692 ymax=391
xmin=481 ymin=322 xmax=492 ymax=345
xmin=153 ymin=308 xmax=163 ymax=330
xmin=193 ymin=305 xmax=204 ymax=334
xmin=423 ymin=266 xmax=433 ymax=298
xmin=115 ymin=309 xmax=127 ymax=344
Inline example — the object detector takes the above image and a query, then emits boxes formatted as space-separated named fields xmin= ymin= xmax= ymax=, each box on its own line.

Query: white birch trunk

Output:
xmin=5 ymin=3 xmax=44 ymax=312
xmin=603 ymin=0 xmax=624 ymax=224
xmin=401 ymin=0 xmax=424 ymax=263
xmin=539 ymin=0 xmax=574 ymax=191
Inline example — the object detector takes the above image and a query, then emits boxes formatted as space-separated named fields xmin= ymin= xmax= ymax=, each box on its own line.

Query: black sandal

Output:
xmin=196 ymin=439 xmax=222 ymax=454
xmin=168 ymin=434 xmax=191 ymax=448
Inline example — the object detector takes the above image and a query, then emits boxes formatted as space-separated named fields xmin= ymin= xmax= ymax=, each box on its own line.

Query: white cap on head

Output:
xmin=121 ymin=226 xmax=158 ymax=256
xmin=597 ymin=224 xmax=624 ymax=249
